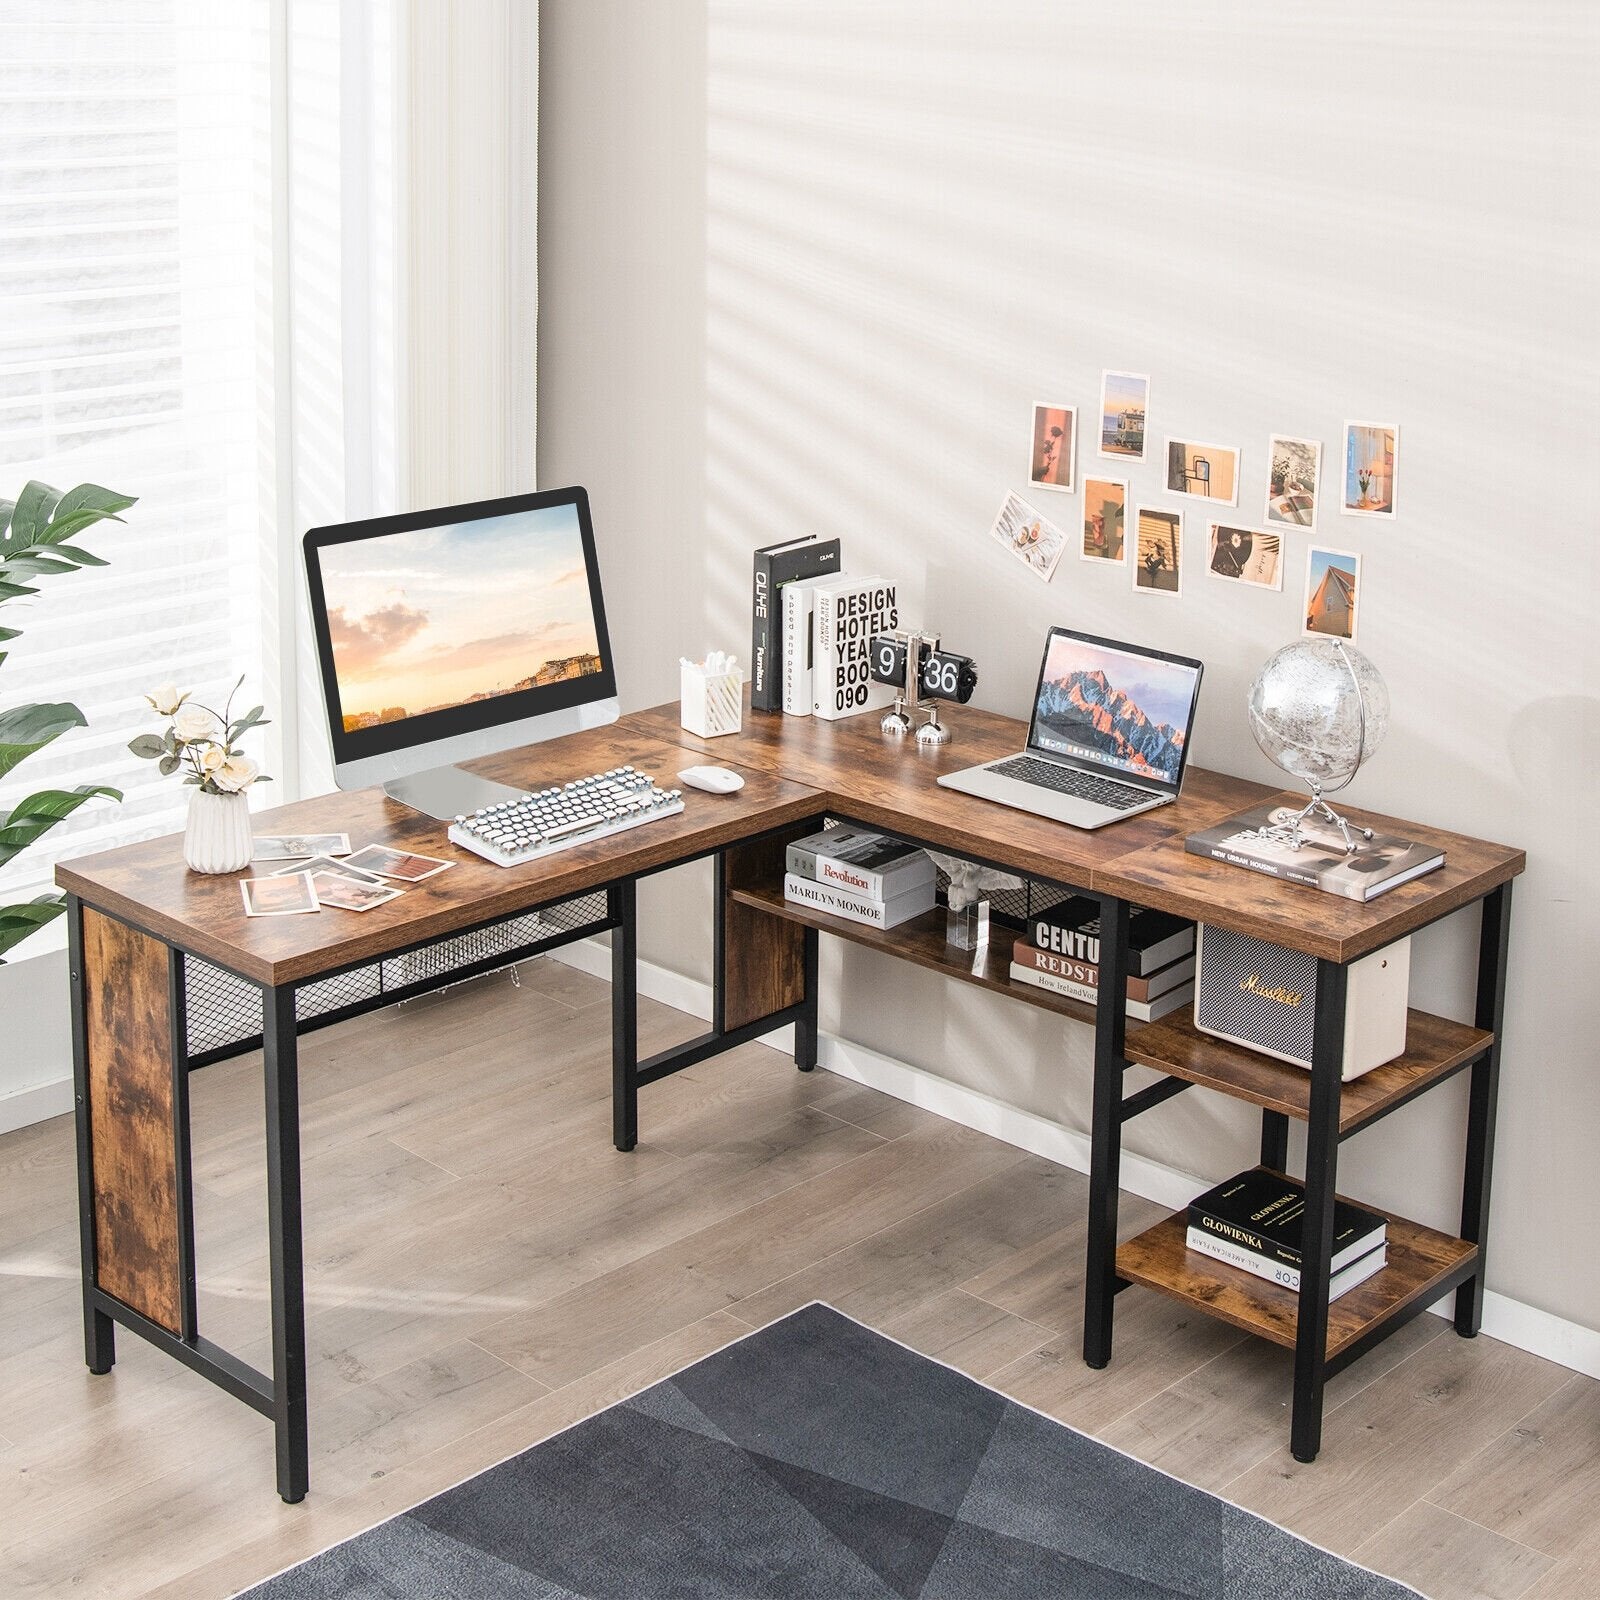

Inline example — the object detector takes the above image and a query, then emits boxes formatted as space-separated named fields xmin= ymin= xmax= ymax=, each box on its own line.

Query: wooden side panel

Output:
xmin=83 ymin=908 xmax=182 ymax=1333
xmin=721 ymin=831 xmax=812 ymax=1030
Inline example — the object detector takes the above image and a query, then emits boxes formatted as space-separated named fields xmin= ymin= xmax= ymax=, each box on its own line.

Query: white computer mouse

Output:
xmin=677 ymin=765 xmax=745 ymax=794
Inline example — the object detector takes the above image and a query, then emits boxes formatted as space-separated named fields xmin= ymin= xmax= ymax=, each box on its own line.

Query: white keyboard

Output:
xmin=447 ymin=766 xmax=685 ymax=867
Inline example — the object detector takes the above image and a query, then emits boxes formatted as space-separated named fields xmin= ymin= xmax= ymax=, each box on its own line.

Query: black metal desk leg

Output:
xmin=1457 ymin=882 xmax=1512 ymax=1336
xmin=611 ymin=879 xmax=639 ymax=1152
xmin=67 ymin=896 xmax=115 ymax=1374
xmin=1260 ymin=1109 xmax=1290 ymax=1172
xmin=794 ymin=926 xmax=820 ymax=1072
xmin=1291 ymin=959 xmax=1348 ymax=1464
xmin=1083 ymin=896 xmax=1131 ymax=1369
xmin=263 ymin=984 xmax=308 ymax=1504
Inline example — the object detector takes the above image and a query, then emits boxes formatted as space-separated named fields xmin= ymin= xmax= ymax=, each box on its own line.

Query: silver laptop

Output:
xmin=938 ymin=627 xmax=1203 ymax=829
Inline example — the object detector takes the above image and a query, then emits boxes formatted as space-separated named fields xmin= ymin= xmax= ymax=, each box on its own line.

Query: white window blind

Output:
xmin=0 ymin=0 xmax=403 ymax=939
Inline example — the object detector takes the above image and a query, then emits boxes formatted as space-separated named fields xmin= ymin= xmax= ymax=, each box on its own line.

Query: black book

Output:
xmin=750 ymin=536 xmax=842 ymax=712
xmin=1026 ymin=895 xmax=1195 ymax=978
xmin=1187 ymin=1167 xmax=1387 ymax=1274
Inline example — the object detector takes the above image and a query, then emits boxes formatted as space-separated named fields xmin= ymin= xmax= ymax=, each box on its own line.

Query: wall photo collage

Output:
xmin=993 ymin=370 xmax=1399 ymax=643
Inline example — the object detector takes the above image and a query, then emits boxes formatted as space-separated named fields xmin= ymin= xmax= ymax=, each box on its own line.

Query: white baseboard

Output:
xmin=550 ymin=937 xmax=1600 ymax=1383
xmin=0 ymin=1076 xmax=73 ymax=1137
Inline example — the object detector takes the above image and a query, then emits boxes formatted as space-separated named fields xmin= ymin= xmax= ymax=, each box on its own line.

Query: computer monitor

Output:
xmin=303 ymin=487 xmax=620 ymax=819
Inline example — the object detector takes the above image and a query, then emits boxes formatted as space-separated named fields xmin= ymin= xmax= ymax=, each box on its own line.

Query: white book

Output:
xmin=783 ymin=871 xmax=933 ymax=929
xmin=812 ymin=575 xmax=898 ymax=721
xmin=1185 ymin=1225 xmax=1388 ymax=1301
xmin=1008 ymin=962 xmax=1194 ymax=1021
xmin=782 ymin=574 xmax=837 ymax=716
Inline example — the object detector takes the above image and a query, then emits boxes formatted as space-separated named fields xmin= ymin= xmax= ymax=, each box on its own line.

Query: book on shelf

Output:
xmin=785 ymin=825 xmax=934 ymax=900
xmin=749 ymin=536 xmax=842 ymax=712
xmin=1010 ymin=938 xmax=1195 ymax=1003
xmin=1184 ymin=803 xmax=1445 ymax=902
xmin=812 ymin=575 xmax=898 ymax=721
xmin=781 ymin=574 xmax=837 ymax=716
xmin=1187 ymin=1167 xmax=1387 ymax=1273
xmin=1007 ymin=959 xmax=1194 ymax=1021
xmin=783 ymin=871 xmax=933 ymax=930
xmin=1027 ymin=895 xmax=1195 ymax=977
xmin=1184 ymin=1226 xmax=1388 ymax=1301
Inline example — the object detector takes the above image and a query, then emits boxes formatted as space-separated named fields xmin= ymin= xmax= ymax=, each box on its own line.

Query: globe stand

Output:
xmin=1244 ymin=783 xmax=1375 ymax=855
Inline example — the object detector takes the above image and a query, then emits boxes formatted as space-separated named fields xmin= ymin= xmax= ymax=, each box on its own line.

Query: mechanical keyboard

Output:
xmin=448 ymin=766 xmax=684 ymax=867
xmin=987 ymin=755 xmax=1151 ymax=810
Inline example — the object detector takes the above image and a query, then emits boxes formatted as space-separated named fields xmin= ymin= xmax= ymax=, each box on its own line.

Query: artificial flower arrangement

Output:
xmin=128 ymin=677 xmax=272 ymax=794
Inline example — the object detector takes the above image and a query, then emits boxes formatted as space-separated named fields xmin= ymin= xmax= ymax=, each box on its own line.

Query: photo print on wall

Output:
xmin=1098 ymin=372 xmax=1148 ymax=461
xmin=1029 ymin=403 xmax=1077 ymax=493
xmin=1133 ymin=506 xmax=1182 ymax=595
xmin=1304 ymin=545 xmax=1362 ymax=640
xmin=1081 ymin=477 xmax=1127 ymax=563
xmin=1265 ymin=435 xmax=1322 ymax=529
xmin=1208 ymin=522 xmax=1283 ymax=590
xmin=1164 ymin=438 xmax=1239 ymax=506
xmin=989 ymin=490 xmax=1068 ymax=583
xmin=1342 ymin=423 xmax=1398 ymax=517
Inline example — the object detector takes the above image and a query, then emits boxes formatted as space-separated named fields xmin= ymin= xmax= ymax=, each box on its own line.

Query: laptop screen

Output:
xmin=1027 ymin=629 xmax=1202 ymax=791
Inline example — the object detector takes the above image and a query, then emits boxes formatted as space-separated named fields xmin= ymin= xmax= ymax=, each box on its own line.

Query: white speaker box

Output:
xmin=1193 ymin=925 xmax=1410 ymax=1079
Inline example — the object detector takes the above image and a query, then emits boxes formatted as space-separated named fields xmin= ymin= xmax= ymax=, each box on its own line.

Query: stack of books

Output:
xmin=1008 ymin=895 xmax=1196 ymax=1020
xmin=783 ymin=825 xmax=935 ymax=929
xmin=1186 ymin=1168 xmax=1389 ymax=1300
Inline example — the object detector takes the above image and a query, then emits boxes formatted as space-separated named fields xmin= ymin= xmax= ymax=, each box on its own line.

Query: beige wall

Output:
xmin=539 ymin=3 xmax=1600 ymax=1332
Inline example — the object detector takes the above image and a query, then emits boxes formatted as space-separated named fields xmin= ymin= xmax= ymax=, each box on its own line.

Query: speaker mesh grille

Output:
xmin=1196 ymin=927 xmax=1317 ymax=1067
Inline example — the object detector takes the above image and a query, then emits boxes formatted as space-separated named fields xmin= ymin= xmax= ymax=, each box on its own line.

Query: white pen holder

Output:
xmin=681 ymin=658 xmax=744 ymax=738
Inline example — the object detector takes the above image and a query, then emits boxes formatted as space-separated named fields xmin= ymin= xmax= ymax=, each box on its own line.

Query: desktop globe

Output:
xmin=1246 ymin=638 xmax=1390 ymax=852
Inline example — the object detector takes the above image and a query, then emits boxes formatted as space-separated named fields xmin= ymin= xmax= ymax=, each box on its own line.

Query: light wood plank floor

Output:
xmin=0 ymin=960 xmax=1590 ymax=1599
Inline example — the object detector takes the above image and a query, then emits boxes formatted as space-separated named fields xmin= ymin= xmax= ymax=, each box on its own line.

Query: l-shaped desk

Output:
xmin=58 ymin=698 xmax=1523 ymax=1500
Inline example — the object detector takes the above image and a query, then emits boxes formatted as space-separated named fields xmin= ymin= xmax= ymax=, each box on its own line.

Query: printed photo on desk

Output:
xmin=241 ymin=872 xmax=320 ymax=917
xmin=1027 ymin=401 xmax=1076 ymax=492
xmin=988 ymin=490 xmax=1067 ymax=583
xmin=344 ymin=843 xmax=455 ymax=881
xmin=1132 ymin=506 xmax=1183 ymax=595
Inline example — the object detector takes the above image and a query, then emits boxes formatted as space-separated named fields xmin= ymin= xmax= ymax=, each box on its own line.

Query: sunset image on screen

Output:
xmin=320 ymin=505 xmax=603 ymax=732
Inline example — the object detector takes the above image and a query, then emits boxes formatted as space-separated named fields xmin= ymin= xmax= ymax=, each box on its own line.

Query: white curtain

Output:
xmin=0 ymin=0 xmax=538 ymax=951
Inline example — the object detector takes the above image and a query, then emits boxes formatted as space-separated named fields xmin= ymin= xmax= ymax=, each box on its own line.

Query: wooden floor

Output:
xmin=2 ymin=960 xmax=1595 ymax=1600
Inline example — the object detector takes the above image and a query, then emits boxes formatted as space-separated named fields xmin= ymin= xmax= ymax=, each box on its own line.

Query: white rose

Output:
xmin=145 ymin=684 xmax=185 ymax=716
xmin=173 ymin=705 xmax=218 ymax=743
xmin=213 ymin=755 xmax=259 ymax=793
xmin=199 ymin=745 xmax=227 ymax=775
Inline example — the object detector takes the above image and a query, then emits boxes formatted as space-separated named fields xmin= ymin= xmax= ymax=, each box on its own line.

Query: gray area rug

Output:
xmin=242 ymin=1303 xmax=1420 ymax=1598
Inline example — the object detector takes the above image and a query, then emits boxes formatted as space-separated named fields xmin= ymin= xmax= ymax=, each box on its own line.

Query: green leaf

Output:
xmin=0 ymin=785 xmax=120 ymax=871
xmin=127 ymin=733 xmax=166 ymax=759
xmin=0 ymin=499 xmax=13 ymax=539
xmin=2 ymin=553 xmax=78 ymax=578
xmin=48 ymin=543 xmax=109 ymax=567
xmin=0 ymin=702 xmax=87 ymax=781
xmin=41 ymin=483 xmax=136 ymax=539
xmin=158 ymin=753 xmax=179 ymax=777
xmin=0 ymin=894 xmax=67 ymax=962
xmin=6 ymin=481 xmax=63 ymax=550
xmin=0 ymin=579 xmax=40 ymax=601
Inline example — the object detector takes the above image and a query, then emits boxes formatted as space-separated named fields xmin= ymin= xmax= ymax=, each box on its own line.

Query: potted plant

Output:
xmin=0 ymin=482 xmax=134 ymax=962
xmin=129 ymin=679 xmax=271 ymax=873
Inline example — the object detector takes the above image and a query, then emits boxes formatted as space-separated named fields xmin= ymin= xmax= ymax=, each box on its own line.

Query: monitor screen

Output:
xmin=1028 ymin=629 xmax=1201 ymax=788
xmin=305 ymin=489 xmax=617 ymax=766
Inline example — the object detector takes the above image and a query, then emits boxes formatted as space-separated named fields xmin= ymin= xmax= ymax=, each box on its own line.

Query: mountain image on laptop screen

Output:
xmin=1031 ymin=635 xmax=1198 ymax=784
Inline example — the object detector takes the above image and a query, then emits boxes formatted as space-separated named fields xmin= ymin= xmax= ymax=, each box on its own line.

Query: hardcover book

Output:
xmin=1187 ymin=1167 xmax=1387 ymax=1273
xmin=1184 ymin=803 xmax=1444 ymax=902
xmin=1185 ymin=1227 xmax=1388 ymax=1300
xmin=783 ymin=871 xmax=934 ymax=930
xmin=750 ymin=536 xmax=842 ymax=712
xmin=1026 ymin=895 xmax=1195 ymax=977
xmin=1010 ymin=938 xmax=1195 ymax=1002
xmin=1007 ymin=961 xmax=1193 ymax=1021
xmin=785 ymin=825 xmax=934 ymax=899
xmin=781 ymin=574 xmax=836 ymax=717
xmin=812 ymin=575 xmax=898 ymax=721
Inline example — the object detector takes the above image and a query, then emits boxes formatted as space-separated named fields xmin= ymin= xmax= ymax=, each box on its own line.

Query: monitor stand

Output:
xmin=382 ymin=764 xmax=525 ymax=821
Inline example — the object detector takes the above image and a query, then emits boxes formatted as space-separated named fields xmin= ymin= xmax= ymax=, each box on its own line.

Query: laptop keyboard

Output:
xmin=989 ymin=755 xmax=1153 ymax=810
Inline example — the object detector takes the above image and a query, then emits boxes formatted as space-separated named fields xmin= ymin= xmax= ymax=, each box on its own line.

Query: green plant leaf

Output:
xmin=0 ymin=702 xmax=87 ymax=781
xmin=0 ymin=499 xmax=13 ymax=538
xmin=38 ymin=484 xmax=136 ymax=545
xmin=0 ymin=578 xmax=40 ymax=601
xmin=2 ymin=553 xmax=79 ymax=578
xmin=0 ymin=785 xmax=120 ymax=871
xmin=0 ymin=894 xmax=67 ymax=962
xmin=127 ymin=733 xmax=166 ymax=759
xmin=158 ymin=753 xmax=179 ymax=776
xmin=6 ymin=481 xmax=63 ymax=549
xmin=48 ymin=543 xmax=109 ymax=567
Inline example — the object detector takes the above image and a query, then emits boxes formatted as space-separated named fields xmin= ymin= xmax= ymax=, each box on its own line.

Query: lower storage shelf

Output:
xmin=1116 ymin=1208 xmax=1477 ymax=1359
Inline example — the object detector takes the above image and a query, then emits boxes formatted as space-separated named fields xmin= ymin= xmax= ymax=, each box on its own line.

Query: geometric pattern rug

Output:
xmin=239 ymin=1303 xmax=1421 ymax=1598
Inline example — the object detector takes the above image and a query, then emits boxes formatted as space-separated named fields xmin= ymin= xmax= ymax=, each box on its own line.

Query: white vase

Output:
xmin=184 ymin=788 xmax=252 ymax=874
